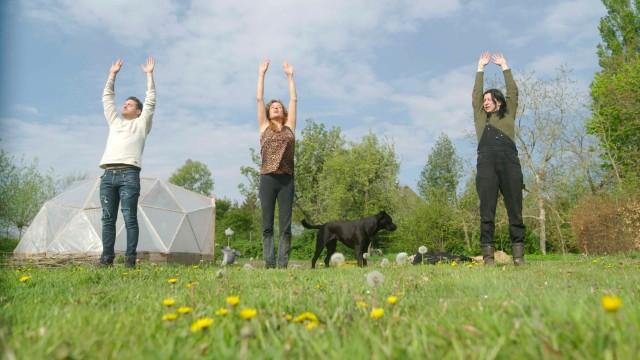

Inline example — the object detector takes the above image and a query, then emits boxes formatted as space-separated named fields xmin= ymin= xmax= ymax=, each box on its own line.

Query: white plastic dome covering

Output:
xmin=14 ymin=177 xmax=215 ymax=257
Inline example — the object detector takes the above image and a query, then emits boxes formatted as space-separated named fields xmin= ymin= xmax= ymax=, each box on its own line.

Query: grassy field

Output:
xmin=1 ymin=253 xmax=638 ymax=359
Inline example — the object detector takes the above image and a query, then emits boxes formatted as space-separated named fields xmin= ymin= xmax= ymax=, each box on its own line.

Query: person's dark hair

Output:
xmin=127 ymin=96 xmax=143 ymax=111
xmin=483 ymin=89 xmax=507 ymax=118
xmin=265 ymin=99 xmax=288 ymax=120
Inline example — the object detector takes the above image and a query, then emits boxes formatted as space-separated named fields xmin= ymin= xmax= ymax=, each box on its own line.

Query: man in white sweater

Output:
xmin=98 ymin=57 xmax=156 ymax=268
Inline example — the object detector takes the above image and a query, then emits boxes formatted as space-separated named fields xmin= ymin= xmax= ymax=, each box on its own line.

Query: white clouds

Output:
xmin=14 ymin=104 xmax=40 ymax=115
xmin=392 ymin=66 xmax=474 ymax=138
xmin=25 ymin=0 xmax=462 ymax=110
xmin=8 ymin=0 xmax=606 ymax=198
xmin=24 ymin=0 xmax=184 ymax=46
xmin=2 ymin=111 xmax=258 ymax=200
xmin=541 ymin=0 xmax=604 ymax=41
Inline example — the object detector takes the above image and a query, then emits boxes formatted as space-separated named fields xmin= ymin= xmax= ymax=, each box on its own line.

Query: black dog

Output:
xmin=301 ymin=211 xmax=397 ymax=268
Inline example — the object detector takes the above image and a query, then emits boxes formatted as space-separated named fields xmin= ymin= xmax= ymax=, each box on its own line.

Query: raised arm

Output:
xmin=472 ymin=52 xmax=490 ymax=110
xmin=283 ymin=62 xmax=297 ymax=131
xmin=257 ymin=59 xmax=270 ymax=133
xmin=140 ymin=56 xmax=156 ymax=133
xmin=103 ymin=59 xmax=123 ymax=125
xmin=492 ymin=53 xmax=518 ymax=111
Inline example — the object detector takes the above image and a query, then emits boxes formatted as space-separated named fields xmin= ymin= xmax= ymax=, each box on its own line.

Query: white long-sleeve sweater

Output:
xmin=99 ymin=75 xmax=156 ymax=168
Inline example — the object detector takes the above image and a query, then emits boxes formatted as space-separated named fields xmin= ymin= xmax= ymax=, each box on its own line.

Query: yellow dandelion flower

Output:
xmin=451 ymin=261 xmax=458 ymax=267
xmin=162 ymin=313 xmax=178 ymax=321
xmin=239 ymin=308 xmax=257 ymax=320
xmin=601 ymin=295 xmax=622 ymax=313
xmin=387 ymin=296 xmax=399 ymax=305
xmin=356 ymin=301 xmax=368 ymax=309
xmin=167 ymin=278 xmax=177 ymax=284
xmin=293 ymin=312 xmax=318 ymax=323
xmin=190 ymin=317 xmax=214 ymax=333
xmin=226 ymin=296 xmax=240 ymax=306
xmin=305 ymin=321 xmax=319 ymax=330
xmin=284 ymin=314 xmax=293 ymax=321
xmin=178 ymin=306 xmax=193 ymax=314
xmin=192 ymin=265 xmax=200 ymax=269
xmin=19 ymin=275 xmax=31 ymax=283
xmin=215 ymin=308 xmax=229 ymax=316
xmin=185 ymin=281 xmax=197 ymax=289
xmin=370 ymin=307 xmax=384 ymax=319
xmin=162 ymin=298 xmax=176 ymax=307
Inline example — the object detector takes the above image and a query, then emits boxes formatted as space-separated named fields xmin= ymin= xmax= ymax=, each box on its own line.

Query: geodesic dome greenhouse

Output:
xmin=13 ymin=177 xmax=216 ymax=263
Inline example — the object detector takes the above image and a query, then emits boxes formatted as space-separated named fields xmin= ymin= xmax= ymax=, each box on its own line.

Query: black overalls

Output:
xmin=475 ymin=123 xmax=526 ymax=246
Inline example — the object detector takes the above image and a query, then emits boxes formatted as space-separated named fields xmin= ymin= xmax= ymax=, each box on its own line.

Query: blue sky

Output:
xmin=0 ymin=0 xmax=605 ymax=201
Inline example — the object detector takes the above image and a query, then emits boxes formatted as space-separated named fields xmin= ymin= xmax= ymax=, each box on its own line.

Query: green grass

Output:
xmin=1 ymin=255 xmax=638 ymax=359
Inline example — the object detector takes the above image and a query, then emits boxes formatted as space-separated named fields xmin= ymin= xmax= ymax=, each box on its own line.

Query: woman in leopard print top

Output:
xmin=256 ymin=59 xmax=297 ymax=269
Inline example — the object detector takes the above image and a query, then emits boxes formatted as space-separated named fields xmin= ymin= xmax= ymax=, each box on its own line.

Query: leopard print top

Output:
xmin=260 ymin=126 xmax=295 ymax=175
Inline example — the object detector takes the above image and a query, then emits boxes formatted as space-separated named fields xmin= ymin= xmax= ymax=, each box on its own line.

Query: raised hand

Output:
xmin=491 ymin=53 xmax=509 ymax=70
xmin=110 ymin=59 xmax=123 ymax=75
xmin=283 ymin=61 xmax=294 ymax=77
xmin=259 ymin=59 xmax=270 ymax=75
xmin=141 ymin=56 xmax=155 ymax=74
xmin=478 ymin=52 xmax=491 ymax=70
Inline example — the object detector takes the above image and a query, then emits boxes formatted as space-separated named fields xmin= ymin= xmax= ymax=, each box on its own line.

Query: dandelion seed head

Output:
xmin=380 ymin=258 xmax=390 ymax=267
xmin=366 ymin=270 xmax=385 ymax=287
xmin=396 ymin=252 xmax=409 ymax=265
xmin=418 ymin=246 xmax=428 ymax=254
xmin=330 ymin=252 xmax=345 ymax=267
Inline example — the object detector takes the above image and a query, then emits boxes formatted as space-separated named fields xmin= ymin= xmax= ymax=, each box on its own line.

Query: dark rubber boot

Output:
xmin=481 ymin=245 xmax=495 ymax=266
xmin=512 ymin=243 xmax=525 ymax=266
xmin=124 ymin=256 xmax=137 ymax=268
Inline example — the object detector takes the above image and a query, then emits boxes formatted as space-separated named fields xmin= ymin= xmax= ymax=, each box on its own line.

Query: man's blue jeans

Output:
xmin=99 ymin=168 xmax=140 ymax=264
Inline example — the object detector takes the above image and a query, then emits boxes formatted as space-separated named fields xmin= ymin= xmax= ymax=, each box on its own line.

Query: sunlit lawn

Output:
xmin=1 ymin=254 xmax=638 ymax=359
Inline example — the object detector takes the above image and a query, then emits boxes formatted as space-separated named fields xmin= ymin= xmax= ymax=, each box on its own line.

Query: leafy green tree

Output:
xmin=169 ymin=159 xmax=214 ymax=196
xmin=589 ymin=59 xmax=640 ymax=180
xmin=596 ymin=0 xmax=640 ymax=70
xmin=589 ymin=0 xmax=640 ymax=180
xmin=295 ymin=119 xmax=344 ymax=221
xmin=238 ymin=148 xmax=261 ymax=200
xmin=215 ymin=198 xmax=233 ymax=221
xmin=417 ymin=133 xmax=462 ymax=202
xmin=319 ymin=133 xmax=399 ymax=221
xmin=2 ymin=157 xmax=55 ymax=239
xmin=0 ymin=149 xmax=17 ymax=233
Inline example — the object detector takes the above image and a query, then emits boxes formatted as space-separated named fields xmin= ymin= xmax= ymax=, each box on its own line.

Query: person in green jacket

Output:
xmin=472 ymin=52 xmax=525 ymax=266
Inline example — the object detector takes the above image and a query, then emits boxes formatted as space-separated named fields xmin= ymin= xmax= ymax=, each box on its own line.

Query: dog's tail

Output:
xmin=301 ymin=219 xmax=322 ymax=230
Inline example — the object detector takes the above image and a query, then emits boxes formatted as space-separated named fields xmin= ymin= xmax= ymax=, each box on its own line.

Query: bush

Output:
xmin=571 ymin=194 xmax=639 ymax=254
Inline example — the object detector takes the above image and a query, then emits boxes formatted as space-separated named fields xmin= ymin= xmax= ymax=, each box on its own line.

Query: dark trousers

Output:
xmin=475 ymin=126 xmax=525 ymax=246
xmin=99 ymin=168 xmax=141 ymax=264
xmin=259 ymin=173 xmax=294 ymax=268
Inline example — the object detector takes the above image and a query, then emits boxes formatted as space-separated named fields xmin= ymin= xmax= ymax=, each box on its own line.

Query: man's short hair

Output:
xmin=127 ymin=96 xmax=143 ymax=111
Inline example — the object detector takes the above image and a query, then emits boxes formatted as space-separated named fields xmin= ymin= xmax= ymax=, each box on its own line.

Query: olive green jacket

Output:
xmin=472 ymin=69 xmax=518 ymax=143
